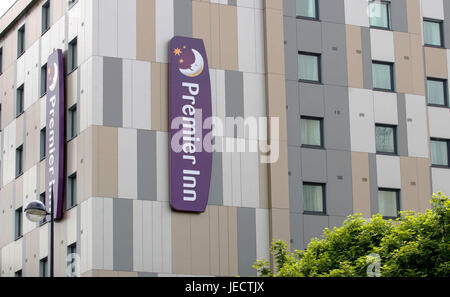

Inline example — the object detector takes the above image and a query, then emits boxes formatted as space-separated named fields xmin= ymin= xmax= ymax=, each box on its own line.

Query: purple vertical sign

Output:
xmin=169 ymin=36 xmax=212 ymax=213
xmin=46 ymin=49 xmax=65 ymax=220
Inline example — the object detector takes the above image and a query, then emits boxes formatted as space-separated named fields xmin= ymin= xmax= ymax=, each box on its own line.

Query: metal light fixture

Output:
xmin=24 ymin=200 xmax=48 ymax=223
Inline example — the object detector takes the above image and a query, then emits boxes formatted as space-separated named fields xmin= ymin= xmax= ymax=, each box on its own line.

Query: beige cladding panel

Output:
xmin=425 ymin=47 xmax=448 ymax=79
xmin=77 ymin=127 xmax=94 ymax=204
xmin=407 ymin=0 xmax=422 ymax=35
xmin=172 ymin=206 xmax=238 ymax=277
xmin=416 ymin=158 xmax=432 ymax=212
xmin=192 ymin=1 xmax=213 ymax=68
xmin=92 ymin=126 xmax=118 ymax=199
xmin=25 ymin=0 xmax=42 ymax=48
xmin=351 ymin=152 xmax=371 ymax=218
xmin=0 ymin=183 xmax=15 ymax=247
xmin=346 ymin=25 xmax=364 ymax=89
xmin=394 ymin=32 xmax=413 ymax=94
xmin=136 ymin=0 xmax=155 ymax=62
xmin=67 ymin=139 xmax=77 ymax=177
xmin=265 ymin=9 xmax=285 ymax=75
xmin=400 ymin=157 xmax=420 ymax=212
xmin=410 ymin=34 xmax=425 ymax=95
xmin=66 ymin=70 xmax=78 ymax=108
xmin=1 ymin=66 xmax=16 ymax=127
xmin=51 ymin=0 xmax=68 ymax=28
xmin=219 ymin=5 xmax=239 ymax=71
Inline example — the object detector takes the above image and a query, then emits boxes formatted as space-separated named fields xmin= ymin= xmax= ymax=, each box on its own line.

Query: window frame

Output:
xmin=15 ymin=145 xmax=24 ymax=178
xmin=0 ymin=46 xmax=3 ymax=75
xmin=375 ymin=124 xmax=398 ymax=156
xmin=423 ymin=18 xmax=444 ymax=48
xmin=15 ymin=207 xmax=23 ymax=240
xmin=67 ymin=104 xmax=78 ymax=141
xmin=39 ymin=257 xmax=49 ymax=277
xmin=17 ymin=25 xmax=26 ymax=58
xmin=430 ymin=138 xmax=450 ymax=168
xmin=300 ymin=116 xmax=324 ymax=149
xmin=40 ymin=127 xmax=46 ymax=161
xmin=68 ymin=37 xmax=78 ymax=74
xmin=426 ymin=77 xmax=448 ymax=107
xmin=41 ymin=1 xmax=51 ymax=35
xmin=378 ymin=188 xmax=401 ymax=220
xmin=16 ymin=84 xmax=25 ymax=118
xmin=372 ymin=61 xmax=395 ymax=92
xmin=369 ymin=0 xmax=391 ymax=30
xmin=39 ymin=192 xmax=47 ymax=226
xmin=298 ymin=51 xmax=322 ymax=84
xmin=40 ymin=63 xmax=48 ymax=98
xmin=67 ymin=172 xmax=77 ymax=210
xmin=302 ymin=182 xmax=327 ymax=215
xmin=296 ymin=0 xmax=319 ymax=21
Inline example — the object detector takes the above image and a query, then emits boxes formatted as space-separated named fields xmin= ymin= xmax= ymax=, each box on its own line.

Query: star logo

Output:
xmin=173 ymin=48 xmax=182 ymax=56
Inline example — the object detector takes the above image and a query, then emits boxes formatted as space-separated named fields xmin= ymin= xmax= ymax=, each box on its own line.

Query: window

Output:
xmin=39 ymin=257 xmax=48 ymax=277
xmin=16 ymin=145 xmax=24 ymax=178
xmin=40 ymin=127 xmax=46 ymax=160
xmin=67 ymin=173 xmax=77 ymax=209
xmin=17 ymin=25 xmax=25 ymax=57
xmin=0 ymin=47 xmax=3 ymax=74
xmin=301 ymin=117 xmax=323 ymax=148
xmin=39 ymin=192 xmax=47 ymax=225
xmin=376 ymin=125 xmax=397 ymax=154
xmin=68 ymin=104 xmax=77 ymax=140
xmin=298 ymin=52 xmax=321 ymax=83
xmin=41 ymin=64 xmax=47 ymax=97
xmin=42 ymin=1 xmax=51 ymax=34
xmin=15 ymin=270 xmax=22 ymax=277
xmin=296 ymin=0 xmax=318 ymax=19
xmin=369 ymin=0 xmax=390 ymax=29
xmin=15 ymin=207 xmax=23 ymax=240
xmin=67 ymin=243 xmax=77 ymax=277
xmin=68 ymin=37 xmax=78 ymax=73
xmin=372 ymin=61 xmax=394 ymax=91
xmin=431 ymin=139 xmax=449 ymax=167
xmin=424 ymin=19 xmax=443 ymax=47
xmin=378 ymin=189 xmax=400 ymax=219
xmin=427 ymin=78 xmax=447 ymax=106
xmin=68 ymin=0 xmax=77 ymax=8
xmin=16 ymin=84 xmax=24 ymax=117
xmin=303 ymin=183 xmax=326 ymax=214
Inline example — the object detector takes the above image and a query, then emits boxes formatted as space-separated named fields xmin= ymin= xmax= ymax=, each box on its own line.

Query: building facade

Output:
xmin=0 ymin=0 xmax=448 ymax=277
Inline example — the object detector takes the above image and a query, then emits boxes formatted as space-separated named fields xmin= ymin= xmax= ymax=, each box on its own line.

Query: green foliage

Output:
xmin=254 ymin=194 xmax=450 ymax=277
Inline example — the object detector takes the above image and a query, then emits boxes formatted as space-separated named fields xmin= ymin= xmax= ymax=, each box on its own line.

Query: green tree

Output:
xmin=255 ymin=193 xmax=450 ymax=277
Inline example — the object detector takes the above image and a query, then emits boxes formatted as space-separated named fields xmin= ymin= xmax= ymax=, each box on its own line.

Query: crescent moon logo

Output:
xmin=179 ymin=49 xmax=204 ymax=78
xmin=48 ymin=62 xmax=58 ymax=92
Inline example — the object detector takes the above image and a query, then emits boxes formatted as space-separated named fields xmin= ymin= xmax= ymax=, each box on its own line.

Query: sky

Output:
xmin=0 ymin=0 xmax=16 ymax=18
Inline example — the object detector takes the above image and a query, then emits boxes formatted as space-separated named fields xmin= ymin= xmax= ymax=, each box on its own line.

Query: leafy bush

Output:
xmin=255 ymin=194 xmax=450 ymax=277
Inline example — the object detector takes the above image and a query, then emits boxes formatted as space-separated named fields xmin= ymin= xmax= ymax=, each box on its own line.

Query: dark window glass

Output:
xmin=41 ymin=64 xmax=47 ymax=97
xmin=17 ymin=25 xmax=25 ymax=57
xmin=42 ymin=1 xmax=51 ymax=34
xmin=68 ymin=104 xmax=77 ymax=140
xmin=16 ymin=145 xmax=24 ymax=178
xmin=376 ymin=125 xmax=397 ymax=154
xmin=40 ymin=127 xmax=46 ymax=160
xmin=39 ymin=257 xmax=48 ymax=277
xmin=68 ymin=38 xmax=78 ymax=72
xmin=16 ymin=84 xmax=24 ymax=117
xmin=15 ymin=207 xmax=23 ymax=239
xmin=67 ymin=173 xmax=77 ymax=209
